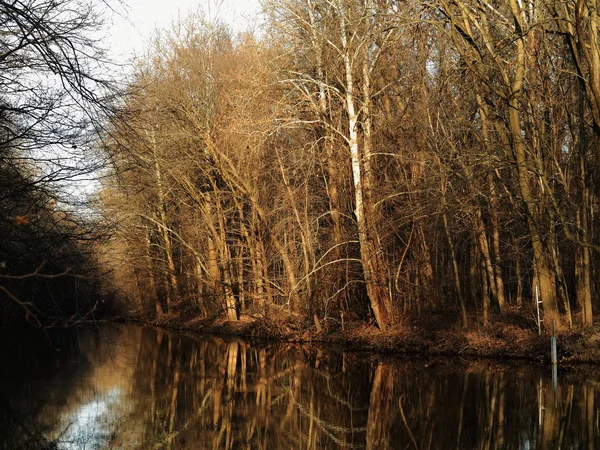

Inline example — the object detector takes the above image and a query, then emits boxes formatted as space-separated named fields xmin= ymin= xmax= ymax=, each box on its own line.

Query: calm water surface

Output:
xmin=1 ymin=323 xmax=598 ymax=449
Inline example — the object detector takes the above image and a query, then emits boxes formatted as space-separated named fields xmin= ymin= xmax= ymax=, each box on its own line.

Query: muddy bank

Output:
xmin=122 ymin=309 xmax=600 ymax=366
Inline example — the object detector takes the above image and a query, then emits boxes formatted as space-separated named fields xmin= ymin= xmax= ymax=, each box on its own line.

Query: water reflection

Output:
xmin=2 ymin=324 xmax=600 ymax=449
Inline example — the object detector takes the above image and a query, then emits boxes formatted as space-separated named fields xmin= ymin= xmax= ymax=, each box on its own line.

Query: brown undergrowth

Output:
xmin=130 ymin=308 xmax=600 ymax=365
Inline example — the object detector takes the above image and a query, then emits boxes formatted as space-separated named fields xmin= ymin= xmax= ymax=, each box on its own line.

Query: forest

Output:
xmin=2 ymin=0 xmax=600 ymax=343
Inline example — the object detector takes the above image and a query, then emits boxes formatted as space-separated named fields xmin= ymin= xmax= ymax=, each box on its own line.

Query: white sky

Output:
xmin=105 ymin=0 xmax=262 ymax=66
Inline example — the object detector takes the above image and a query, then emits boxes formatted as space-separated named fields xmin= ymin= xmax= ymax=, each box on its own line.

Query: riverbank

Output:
xmin=129 ymin=308 xmax=600 ymax=365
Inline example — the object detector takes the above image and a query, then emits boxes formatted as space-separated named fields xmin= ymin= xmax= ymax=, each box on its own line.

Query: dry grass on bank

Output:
xmin=131 ymin=307 xmax=600 ymax=365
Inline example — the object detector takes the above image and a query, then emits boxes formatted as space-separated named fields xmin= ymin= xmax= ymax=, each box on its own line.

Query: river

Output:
xmin=0 ymin=323 xmax=598 ymax=449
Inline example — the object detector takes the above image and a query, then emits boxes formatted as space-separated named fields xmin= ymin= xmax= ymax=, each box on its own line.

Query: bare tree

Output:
xmin=0 ymin=0 xmax=118 ymax=325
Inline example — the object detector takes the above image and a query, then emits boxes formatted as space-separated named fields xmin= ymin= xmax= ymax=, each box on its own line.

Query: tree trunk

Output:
xmin=337 ymin=0 xmax=393 ymax=330
xmin=475 ymin=209 xmax=500 ymax=314
xmin=515 ymin=249 xmax=523 ymax=307
xmin=273 ymin=233 xmax=301 ymax=312
xmin=487 ymin=172 xmax=506 ymax=310
xmin=148 ymin=130 xmax=178 ymax=312
xmin=578 ymin=88 xmax=593 ymax=326
xmin=213 ymin=194 xmax=238 ymax=321
xmin=477 ymin=95 xmax=506 ymax=311
xmin=275 ymin=145 xmax=314 ymax=304
xmin=480 ymin=243 xmax=490 ymax=325
xmin=443 ymin=210 xmax=468 ymax=327
xmin=144 ymin=224 xmax=163 ymax=316
xmin=507 ymin=2 xmax=559 ymax=326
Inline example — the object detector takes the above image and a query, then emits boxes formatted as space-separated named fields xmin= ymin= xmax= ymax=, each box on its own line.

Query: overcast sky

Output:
xmin=105 ymin=0 xmax=262 ymax=66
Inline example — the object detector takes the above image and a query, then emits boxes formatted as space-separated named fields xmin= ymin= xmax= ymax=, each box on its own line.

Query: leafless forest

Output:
xmin=2 ymin=0 xmax=600 ymax=334
xmin=97 ymin=0 xmax=600 ymax=333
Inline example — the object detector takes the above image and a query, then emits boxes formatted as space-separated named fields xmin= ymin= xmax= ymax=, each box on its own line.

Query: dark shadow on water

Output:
xmin=1 ymin=323 xmax=600 ymax=449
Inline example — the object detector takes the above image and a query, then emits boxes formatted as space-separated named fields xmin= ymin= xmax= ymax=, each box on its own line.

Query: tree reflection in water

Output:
xmin=2 ymin=324 xmax=600 ymax=449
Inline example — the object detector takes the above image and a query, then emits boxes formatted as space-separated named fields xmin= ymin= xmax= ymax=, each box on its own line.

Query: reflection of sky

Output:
xmin=57 ymin=387 xmax=124 ymax=449
xmin=42 ymin=325 xmax=143 ymax=449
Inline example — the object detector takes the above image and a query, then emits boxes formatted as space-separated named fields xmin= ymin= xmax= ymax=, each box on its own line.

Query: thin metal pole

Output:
xmin=536 ymin=284 xmax=541 ymax=335
xmin=551 ymin=319 xmax=557 ymax=365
